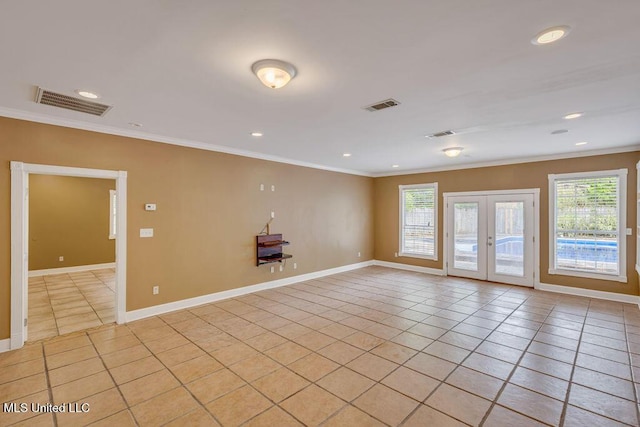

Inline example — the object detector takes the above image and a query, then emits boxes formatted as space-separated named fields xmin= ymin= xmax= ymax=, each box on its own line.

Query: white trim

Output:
xmin=536 ymin=282 xmax=640 ymax=305
xmin=10 ymin=162 xmax=127 ymax=351
xmin=109 ymin=189 xmax=116 ymax=240
xmin=374 ymin=145 xmax=640 ymax=177
xmin=399 ymin=182 xmax=438 ymax=261
xmin=0 ymin=107 xmax=369 ymax=178
xmin=126 ymin=261 xmax=374 ymax=322
xmin=29 ymin=263 xmax=116 ymax=277
xmin=548 ymin=168 xmax=627 ymax=283
xmin=372 ymin=260 xmax=445 ymax=276
xmin=443 ymin=188 xmax=540 ymax=197
xmin=0 ymin=339 xmax=10 ymax=353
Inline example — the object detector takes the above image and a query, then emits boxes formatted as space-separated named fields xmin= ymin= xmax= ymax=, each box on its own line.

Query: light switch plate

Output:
xmin=140 ymin=228 xmax=154 ymax=238
xmin=145 ymin=203 xmax=157 ymax=211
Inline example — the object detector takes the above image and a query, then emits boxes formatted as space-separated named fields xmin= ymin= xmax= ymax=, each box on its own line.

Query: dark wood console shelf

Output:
xmin=257 ymin=234 xmax=292 ymax=266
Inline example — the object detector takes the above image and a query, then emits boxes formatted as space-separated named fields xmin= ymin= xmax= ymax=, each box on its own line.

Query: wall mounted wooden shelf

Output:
xmin=257 ymin=233 xmax=292 ymax=266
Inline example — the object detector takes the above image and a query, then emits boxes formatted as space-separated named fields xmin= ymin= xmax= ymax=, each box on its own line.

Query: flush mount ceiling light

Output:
xmin=250 ymin=132 xmax=263 ymax=137
xmin=342 ymin=153 xmax=352 ymax=157
xmin=252 ymin=59 xmax=297 ymax=89
xmin=443 ymin=147 xmax=463 ymax=158
xmin=532 ymin=25 xmax=571 ymax=45
xmin=564 ymin=112 xmax=583 ymax=120
xmin=75 ymin=90 xmax=100 ymax=99
xmin=392 ymin=164 xmax=399 ymax=168
xmin=128 ymin=122 xmax=142 ymax=128
xmin=575 ymin=141 xmax=588 ymax=146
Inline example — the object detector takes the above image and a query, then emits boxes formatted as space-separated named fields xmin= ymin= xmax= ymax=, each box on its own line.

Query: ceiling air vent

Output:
xmin=364 ymin=98 xmax=400 ymax=112
xmin=34 ymin=87 xmax=112 ymax=117
xmin=426 ymin=130 xmax=456 ymax=138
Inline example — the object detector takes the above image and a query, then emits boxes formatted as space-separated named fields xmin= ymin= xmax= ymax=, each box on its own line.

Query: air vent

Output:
xmin=364 ymin=98 xmax=400 ymax=112
xmin=35 ymin=87 xmax=112 ymax=117
xmin=426 ymin=130 xmax=456 ymax=138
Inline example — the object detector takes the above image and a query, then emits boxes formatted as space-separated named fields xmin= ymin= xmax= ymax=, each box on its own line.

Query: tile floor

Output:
xmin=27 ymin=269 xmax=116 ymax=341
xmin=2 ymin=266 xmax=640 ymax=426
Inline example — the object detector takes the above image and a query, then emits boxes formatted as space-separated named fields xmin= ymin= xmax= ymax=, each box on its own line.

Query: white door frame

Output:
xmin=10 ymin=162 xmax=128 ymax=350
xmin=443 ymin=189 xmax=540 ymax=287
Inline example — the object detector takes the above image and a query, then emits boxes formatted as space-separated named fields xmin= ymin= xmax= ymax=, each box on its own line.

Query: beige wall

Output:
xmin=29 ymin=175 xmax=115 ymax=270
xmin=0 ymin=117 xmax=375 ymax=339
xmin=374 ymin=151 xmax=639 ymax=296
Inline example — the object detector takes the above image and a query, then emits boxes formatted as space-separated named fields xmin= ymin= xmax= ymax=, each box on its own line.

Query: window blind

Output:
xmin=401 ymin=185 xmax=436 ymax=257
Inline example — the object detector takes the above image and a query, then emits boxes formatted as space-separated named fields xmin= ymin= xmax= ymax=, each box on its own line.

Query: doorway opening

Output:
xmin=10 ymin=162 xmax=127 ymax=350
xmin=444 ymin=189 xmax=539 ymax=287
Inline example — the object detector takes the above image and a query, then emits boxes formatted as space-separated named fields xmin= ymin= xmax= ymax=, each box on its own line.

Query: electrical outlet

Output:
xmin=140 ymin=228 xmax=154 ymax=238
xmin=58 ymin=256 xmax=64 ymax=262
xmin=260 ymin=183 xmax=264 ymax=191
xmin=271 ymin=211 xmax=275 ymax=219
xmin=279 ymin=265 xmax=283 ymax=272
xmin=270 ymin=266 xmax=275 ymax=273
xmin=394 ymin=252 xmax=398 ymax=257
xmin=271 ymin=185 xmax=275 ymax=192
xmin=293 ymin=262 xmax=297 ymax=270
xmin=357 ymin=252 xmax=361 ymax=257
xmin=152 ymin=285 xmax=159 ymax=295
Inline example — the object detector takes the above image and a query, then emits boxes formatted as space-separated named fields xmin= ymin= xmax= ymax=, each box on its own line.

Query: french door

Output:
xmin=446 ymin=192 xmax=535 ymax=287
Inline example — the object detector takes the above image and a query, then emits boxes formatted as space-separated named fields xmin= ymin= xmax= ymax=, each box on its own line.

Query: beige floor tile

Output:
xmin=107 ymin=356 xmax=164 ymax=385
xmin=163 ymin=407 xmax=221 ymax=426
xmin=498 ymin=383 xmax=564 ymax=425
xmin=0 ymin=390 xmax=50 ymax=426
xmin=370 ymin=341 xmax=417 ymax=364
xmin=86 ymin=409 xmax=137 ymax=427
xmin=317 ymin=341 xmax=364 ymax=365
xmin=426 ymin=383 xmax=491 ymax=425
xmin=0 ymin=358 xmax=44 ymax=385
xmin=144 ymin=333 xmax=191 ymax=354
xmin=210 ymin=342 xmax=259 ymax=365
xmin=322 ymin=405 xmax=386 ymax=427
xmin=100 ymin=344 xmax=150 ymax=369
xmin=568 ymin=383 xmax=638 ymax=425
xmin=484 ymin=405 xmax=548 ymax=427
xmin=0 ymin=344 xmax=43 ymax=368
xmin=281 ymin=384 xmax=345 ymax=426
xmin=8 ymin=412 xmax=55 ymax=427
xmin=509 ymin=366 xmax=569 ymax=401
xmin=251 ymin=367 xmax=309 ymax=403
xmin=0 ymin=373 xmax=48 ymax=402
xmin=56 ymin=388 xmax=126 ymax=427
xmin=52 ymin=371 xmax=114 ymax=403
xmin=92 ymin=334 xmax=140 ymax=355
xmin=346 ymin=352 xmax=398 ymax=381
xmin=187 ymin=368 xmax=246 ymax=404
xmin=171 ymin=354 xmax=223 ymax=384
xmin=389 ymin=331 xmax=433 ymax=351
xmin=462 ymin=352 xmax=514 ymax=380
xmin=130 ymin=386 xmax=200 ymax=426
xmin=43 ymin=334 xmax=92 ymax=356
xmin=403 ymin=404 xmax=467 ymax=427
xmin=119 ymin=369 xmax=180 ymax=406
xmin=243 ymin=405 xmax=302 ymax=427
xmin=317 ymin=367 xmax=375 ymax=402
xmin=206 ymin=385 xmax=272 ymax=426
xmin=563 ymin=405 xmax=630 ymax=427
xmin=445 ymin=366 xmax=503 ymax=401
xmin=264 ymin=341 xmax=311 ymax=365
xmin=382 ymin=366 xmax=439 ymax=402
xmin=404 ymin=352 xmax=456 ymax=381
xmin=353 ymin=383 xmax=419 ymax=426
xmin=229 ymin=353 xmax=282 ymax=382
xmin=288 ymin=353 xmax=339 ymax=382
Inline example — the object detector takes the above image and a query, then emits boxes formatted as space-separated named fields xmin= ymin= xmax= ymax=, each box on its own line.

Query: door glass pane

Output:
xmin=454 ymin=202 xmax=478 ymax=271
xmin=494 ymin=201 xmax=524 ymax=276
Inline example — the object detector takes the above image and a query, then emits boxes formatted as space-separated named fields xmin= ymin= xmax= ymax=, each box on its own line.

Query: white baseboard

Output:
xmin=29 ymin=262 xmax=116 ymax=277
xmin=372 ymin=260 xmax=445 ymax=276
xmin=126 ymin=260 xmax=375 ymax=322
xmin=0 ymin=338 xmax=10 ymax=353
xmin=536 ymin=282 xmax=640 ymax=305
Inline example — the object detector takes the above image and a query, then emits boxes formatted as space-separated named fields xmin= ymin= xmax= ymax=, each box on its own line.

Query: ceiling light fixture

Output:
xmin=392 ymin=165 xmax=399 ymax=168
xmin=250 ymin=132 xmax=263 ymax=137
xmin=575 ymin=141 xmax=588 ymax=146
xmin=564 ymin=112 xmax=583 ymax=120
xmin=75 ymin=90 xmax=100 ymax=99
xmin=443 ymin=147 xmax=463 ymax=158
xmin=343 ymin=153 xmax=352 ymax=157
xmin=532 ymin=25 xmax=571 ymax=45
xmin=252 ymin=59 xmax=297 ymax=89
xmin=128 ymin=122 xmax=142 ymax=128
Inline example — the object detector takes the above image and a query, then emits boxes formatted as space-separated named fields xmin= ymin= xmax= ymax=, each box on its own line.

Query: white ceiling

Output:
xmin=1 ymin=0 xmax=639 ymax=176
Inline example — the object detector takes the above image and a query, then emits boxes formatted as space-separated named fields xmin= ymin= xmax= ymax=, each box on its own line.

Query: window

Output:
xmin=549 ymin=169 xmax=627 ymax=282
xmin=109 ymin=189 xmax=117 ymax=239
xmin=399 ymin=183 xmax=437 ymax=259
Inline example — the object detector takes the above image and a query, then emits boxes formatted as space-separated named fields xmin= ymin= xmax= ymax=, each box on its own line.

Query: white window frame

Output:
xmin=399 ymin=183 xmax=438 ymax=260
xmin=548 ymin=169 xmax=627 ymax=283
xmin=109 ymin=189 xmax=117 ymax=240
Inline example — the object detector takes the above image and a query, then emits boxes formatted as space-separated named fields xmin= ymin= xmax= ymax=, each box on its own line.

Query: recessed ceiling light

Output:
xmin=252 ymin=59 xmax=297 ymax=89
xmin=443 ymin=147 xmax=463 ymax=158
xmin=75 ymin=90 xmax=100 ymax=99
xmin=551 ymin=129 xmax=569 ymax=135
xmin=532 ymin=25 xmax=571 ymax=45
xmin=250 ymin=132 xmax=263 ymax=137
xmin=128 ymin=122 xmax=142 ymax=128
xmin=564 ymin=112 xmax=583 ymax=120
xmin=392 ymin=165 xmax=399 ymax=168
xmin=343 ymin=153 xmax=352 ymax=157
xmin=575 ymin=141 xmax=588 ymax=146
